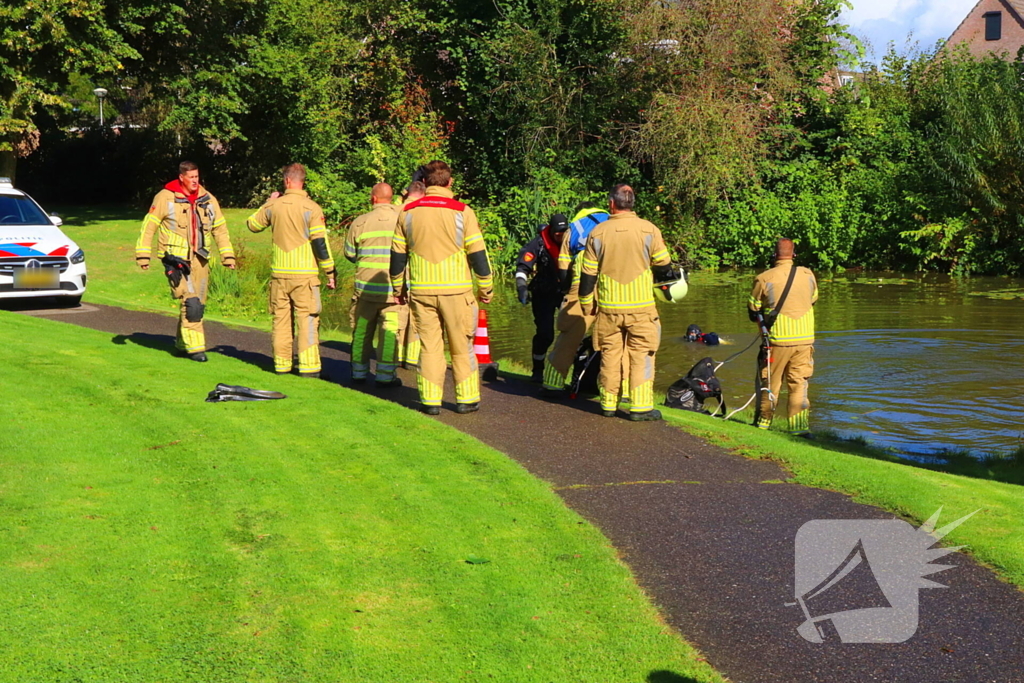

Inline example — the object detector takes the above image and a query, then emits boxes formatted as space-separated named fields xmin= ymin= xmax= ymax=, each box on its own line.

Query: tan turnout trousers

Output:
xmin=171 ymin=254 xmax=210 ymax=354
xmin=349 ymin=296 xmax=409 ymax=382
xmin=542 ymin=298 xmax=595 ymax=390
xmin=593 ymin=310 xmax=661 ymax=413
xmin=270 ymin=277 xmax=322 ymax=375
xmin=410 ymin=292 xmax=480 ymax=407
xmin=755 ymin=344 xmax=814 ymax=433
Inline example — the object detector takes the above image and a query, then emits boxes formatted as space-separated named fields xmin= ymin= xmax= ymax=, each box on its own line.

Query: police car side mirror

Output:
xmin=49 ymin=215 xmax=63 ymax=227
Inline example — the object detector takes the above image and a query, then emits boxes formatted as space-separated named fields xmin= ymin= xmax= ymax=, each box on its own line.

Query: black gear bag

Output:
xmin=665 ymin=356 xmax=725 ymax=416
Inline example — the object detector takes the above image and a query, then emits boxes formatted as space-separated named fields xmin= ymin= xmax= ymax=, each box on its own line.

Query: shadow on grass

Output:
xmin=647 ymin=670 xmax=703 ymax=683
xmin=112 ymin=332 xmax=276 ymax=374
xmin=50 ymin=205 xmax=141 ymax=226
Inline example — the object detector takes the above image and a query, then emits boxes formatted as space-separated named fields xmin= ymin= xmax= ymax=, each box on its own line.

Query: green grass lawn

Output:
xmin=663 ymin=409 xmax=1024 ymax=590
xmin=0 ymin=311 xmax=723 ymax=683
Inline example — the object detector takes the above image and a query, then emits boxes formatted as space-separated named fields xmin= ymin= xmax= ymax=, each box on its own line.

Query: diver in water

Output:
xmin=686 ymin=324 xmax=720 ymax=346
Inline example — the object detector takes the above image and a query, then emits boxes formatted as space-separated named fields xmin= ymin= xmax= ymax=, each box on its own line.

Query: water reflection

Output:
xmin=324 ymin=271 xmax=1024 ymax=454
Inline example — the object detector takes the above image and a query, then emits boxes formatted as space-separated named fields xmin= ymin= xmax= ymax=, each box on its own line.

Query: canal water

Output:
xmin=324 ymin=271 xmax=1024 ymax=455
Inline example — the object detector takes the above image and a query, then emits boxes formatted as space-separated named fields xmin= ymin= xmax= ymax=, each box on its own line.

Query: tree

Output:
xmin=0 ymin=0 xmax=138 ymax=180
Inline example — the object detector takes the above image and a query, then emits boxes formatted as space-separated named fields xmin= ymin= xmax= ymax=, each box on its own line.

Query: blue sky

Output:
xmin=840 ymin=0 xmax=979 ymax=60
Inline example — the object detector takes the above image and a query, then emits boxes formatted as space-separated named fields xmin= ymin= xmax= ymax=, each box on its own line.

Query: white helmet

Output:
xmin=654 ymin=269 xmax=688 ymax=303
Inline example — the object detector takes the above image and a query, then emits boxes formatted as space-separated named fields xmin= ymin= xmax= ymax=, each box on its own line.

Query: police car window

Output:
xmin=0 ymin=195 xmax=50 ymax=226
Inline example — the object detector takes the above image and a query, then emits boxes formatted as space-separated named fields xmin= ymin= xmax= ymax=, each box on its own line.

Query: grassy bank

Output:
xmin=662 ymin=409 xmax=1024 ymax=589
xmin=0 ymin=310 xmax=724 ymax=682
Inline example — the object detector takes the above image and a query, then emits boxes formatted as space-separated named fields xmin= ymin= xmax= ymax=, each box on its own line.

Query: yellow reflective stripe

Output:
xmin=309 ymin=224 xmax=327 ymax=237
xmin=769 ymin=309 xmax=815 ymax=344
xmin=393 ymin=234 xmax=407 ymax=246
xmin=410 ymin=281 xmax=473 ymax=289
xmin=749 ymin=296 xmax=762 ymax=308
xmin=218 ymin=245 xmax=233 ymax=255
xmin=464 ymin=233 xmax=483 ymax=246
xmin=597 ymin=271 xmax=655 ymax=310
xmin=358 ymin=230 xmax=395 ymax=240
xmin=212 ymin=217 xmax=226 ymax=228
xmin=247 ymin=210 xmax=267 ymax=229
xmin=651 ymin=248 xmax=669 ymax=262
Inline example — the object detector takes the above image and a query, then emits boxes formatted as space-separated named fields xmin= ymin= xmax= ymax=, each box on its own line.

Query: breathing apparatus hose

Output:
xmin=721 ymin=312 xmax=775 ymax=423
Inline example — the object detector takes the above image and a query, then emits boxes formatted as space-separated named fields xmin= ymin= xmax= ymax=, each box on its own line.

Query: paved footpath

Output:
xmin=20 ymin=302 xmax=1024 ymax=683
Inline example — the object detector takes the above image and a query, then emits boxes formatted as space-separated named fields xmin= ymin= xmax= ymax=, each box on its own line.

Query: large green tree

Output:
xmin=0 ymin=0 xmax=141 ymax=180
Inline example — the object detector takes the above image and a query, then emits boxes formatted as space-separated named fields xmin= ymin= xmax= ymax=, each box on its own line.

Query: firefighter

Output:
xmin=389 ymin=160 xmax=493 ymax=415
xmin=578 ymin=184 xmax=673 ymax=421
xmin=540 ymin=201 xmax=610 ymax=394
xmin=136 ymin=160 xmax=235 ymax=361
xmin=748 ymin=238 xmax=818 ymax=435
xmin=247 ymin=163 xmax=336 ymax=377
xmin=516 ymin=213 xmax=569 ymax=382
xmin=344 ymin=183 xmax=406 ymax=387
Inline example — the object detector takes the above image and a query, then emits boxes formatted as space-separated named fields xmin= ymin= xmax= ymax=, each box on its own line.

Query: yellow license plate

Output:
xmin=13 ymin=267 xmax=59 ymax=289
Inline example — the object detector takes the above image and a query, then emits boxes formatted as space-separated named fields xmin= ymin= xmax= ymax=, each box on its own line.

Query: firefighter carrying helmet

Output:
xmin=654 ymin=266 xmax=689 ymax=304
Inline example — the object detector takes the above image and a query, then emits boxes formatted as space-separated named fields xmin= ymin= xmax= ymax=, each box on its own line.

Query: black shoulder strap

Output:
xmin=765 ymin=263 xmax=799 ymax=330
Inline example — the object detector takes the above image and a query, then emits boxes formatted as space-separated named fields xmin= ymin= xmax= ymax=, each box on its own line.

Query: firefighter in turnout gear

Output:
xmin=345 ymin=183 xmax=407 ymax=387
xmin=541 ymin=202 xmax=609 ymax=393
xmin=578 ymin=185 xmax=673 ymax=421
xmin=136 ymin=160 xmax=235 ymax=361
xmin=389 ymin=160 xmax=494 ymax=415
xmin=748 ymin=238 xmax=818 ymax=435
xmin=516 ymin=213 xmax=569 ymax=382
xmin=247 ymin=163 xmax=337 ymax=377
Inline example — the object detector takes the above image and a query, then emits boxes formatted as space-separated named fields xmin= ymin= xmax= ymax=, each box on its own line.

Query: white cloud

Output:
xmin=841 ymin=0 xmax=981 ymax=56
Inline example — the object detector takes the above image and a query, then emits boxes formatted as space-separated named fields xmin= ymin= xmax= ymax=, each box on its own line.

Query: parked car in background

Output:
xmin=0 ymin=178 xmax=86 ymax=306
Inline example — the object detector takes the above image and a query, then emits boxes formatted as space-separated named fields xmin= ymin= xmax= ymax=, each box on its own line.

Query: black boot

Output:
xmin=530 ymin=358 xmax=545 ymax=383
xmin=630 ymin=409 xmax=663 ymax=422
xmin=422 ymin=404 xmax=441 ymax=416
xmin=455 ymin=402 xmax=480 ymax=414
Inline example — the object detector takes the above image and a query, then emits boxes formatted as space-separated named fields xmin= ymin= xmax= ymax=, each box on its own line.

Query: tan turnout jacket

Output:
xmin=136 ymin=183 xmax=234 ymax=266
xmin=580 ymin=211 xmax=671 ymax=313
xmin=391 ymin=186 xmax=492 ymax=297
xmin=345 ymin=203 xmax=400 ymax=303
xmin=247 ymin=189 xmax=335 ymax=279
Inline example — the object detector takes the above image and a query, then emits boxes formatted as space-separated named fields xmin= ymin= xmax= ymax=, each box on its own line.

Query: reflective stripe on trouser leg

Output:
xmin=270 ymin=278 xmax=295 ymax=372
xmin=543 ymin=361 xmax=569 ymax=391
xmin=296 ymin=281 xmax=321 ymax=374
xmin=375 ymin=309 xmax=401 ymax=382
xmin=175 ymin=255 xmax=209 ymax=354
xmin=350 ymin=297 xmax=382 ymax=380
xmin=595 ymin=312 xmax=624 ymax=411
xmin=626 ymin=312 xmax=660 ymax=413
xmin=440 ymin=292 xmax=479 ymax=404
xmin=784 ymin=344 xmax=814 ymax=433
xmin=411 ymin=295 xmax=445 ymax=406
xmin=544 ymin=298 xmax=592 ymax=390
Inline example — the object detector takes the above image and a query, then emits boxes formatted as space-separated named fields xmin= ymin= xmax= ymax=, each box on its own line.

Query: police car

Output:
xmin=0 ymin=178 xmax=86 ymax=305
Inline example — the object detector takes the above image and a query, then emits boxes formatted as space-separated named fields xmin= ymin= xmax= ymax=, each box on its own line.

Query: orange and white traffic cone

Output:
xmin=475 ymin=309 xmax=499 ymax=382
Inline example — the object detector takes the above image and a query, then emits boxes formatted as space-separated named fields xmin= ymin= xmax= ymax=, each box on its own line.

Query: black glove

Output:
xmin=517 ymin=284 xmax=529 ymax=305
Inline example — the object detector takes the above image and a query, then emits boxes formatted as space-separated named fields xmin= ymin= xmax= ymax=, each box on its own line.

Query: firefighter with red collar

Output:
xmin=136 ymin=160 xmax=235 ymax=361
xmin=389 ymin=160 xmax=493 ymax=415
xmin=516 ymin=213 xmax=569 ymax=382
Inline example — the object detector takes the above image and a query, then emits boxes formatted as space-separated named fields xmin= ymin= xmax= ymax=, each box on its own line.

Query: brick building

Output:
xmin=946 ymin=0 xmax=1024 ymax=58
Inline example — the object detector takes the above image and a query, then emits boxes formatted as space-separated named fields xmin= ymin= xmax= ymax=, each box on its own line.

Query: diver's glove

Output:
xmin=517 ymin=284 xmax=529 ymax=305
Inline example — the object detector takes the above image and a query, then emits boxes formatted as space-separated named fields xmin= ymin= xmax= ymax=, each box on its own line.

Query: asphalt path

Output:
xmin=16 ymin=301 xmax=1024 ymax=683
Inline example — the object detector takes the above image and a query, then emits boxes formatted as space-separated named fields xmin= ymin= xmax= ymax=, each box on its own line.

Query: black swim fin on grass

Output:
xmin=206 ymin=384 xmax=287 ymax=402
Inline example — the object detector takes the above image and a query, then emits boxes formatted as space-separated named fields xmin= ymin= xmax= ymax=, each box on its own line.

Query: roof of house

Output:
xmin=947 ymin=0 xmax=1024 ymax=43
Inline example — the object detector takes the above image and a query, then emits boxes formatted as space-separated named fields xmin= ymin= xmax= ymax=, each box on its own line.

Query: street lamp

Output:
xmin=93 ymin=87 xmax=108 ymax=126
